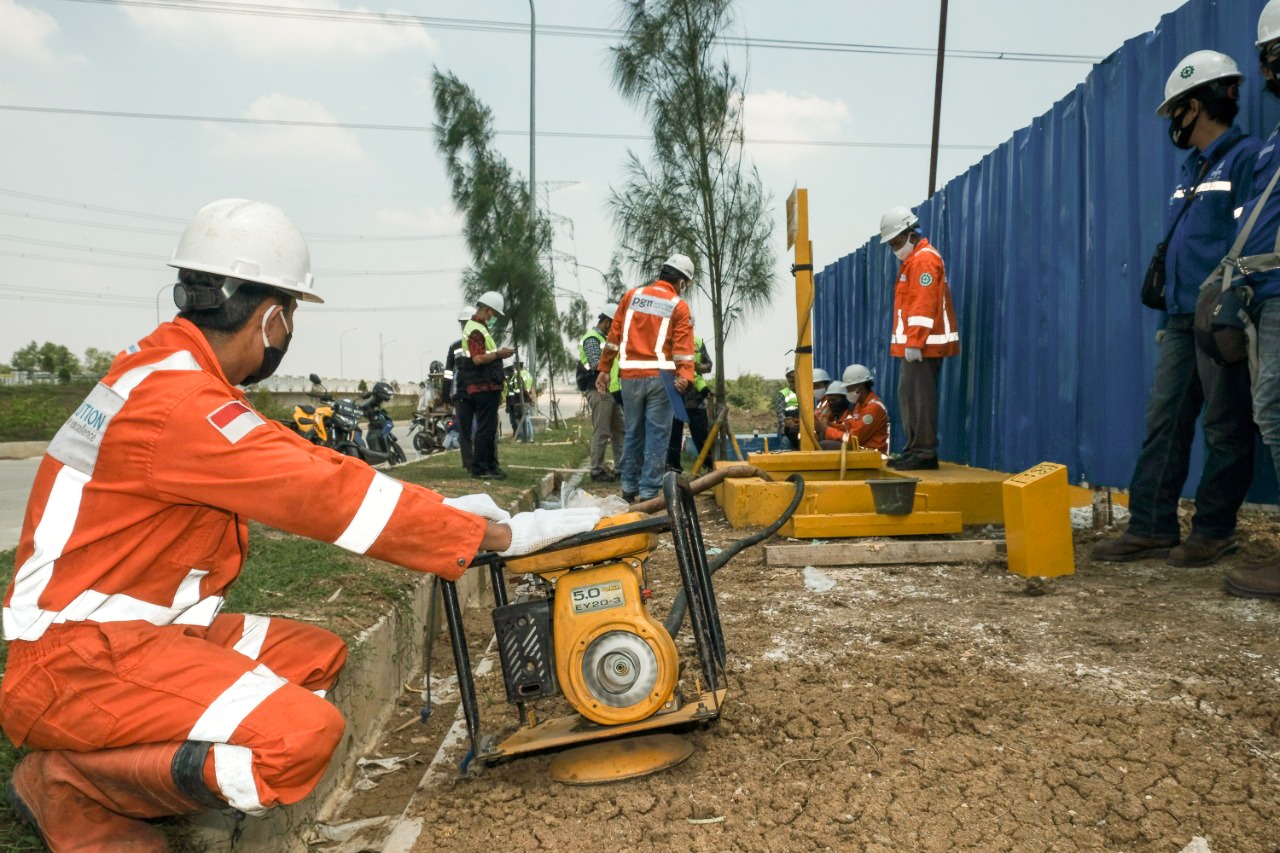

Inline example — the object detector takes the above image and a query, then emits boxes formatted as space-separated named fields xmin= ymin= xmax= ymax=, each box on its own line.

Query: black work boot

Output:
xmin=1167 ymin=531 xmax=1239 ymax=568
xmin=1090 ymin=531 xmax=1178 ymax=562
xmin=892 ymin=454 xmax=938 ymax=471
xmin=1224 ymin=555 xmax=1280 ymax=599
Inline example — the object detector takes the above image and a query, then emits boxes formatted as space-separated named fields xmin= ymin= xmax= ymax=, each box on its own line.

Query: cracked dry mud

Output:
xmin=335 ymin=499 xmax=1280 ymax=852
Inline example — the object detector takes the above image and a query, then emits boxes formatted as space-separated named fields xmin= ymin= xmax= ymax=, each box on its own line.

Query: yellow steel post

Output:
xmin=1002 ymin=462 xmax=1074 ymax=577
xmin=787 ymin=187 xmax=818 ymax=451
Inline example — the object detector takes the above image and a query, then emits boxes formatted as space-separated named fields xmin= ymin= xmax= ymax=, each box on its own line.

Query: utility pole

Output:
xmin=927 ymin=0 xmax=949 ymax=198
xmin=525 ymin=0 xmax=539 ymax=409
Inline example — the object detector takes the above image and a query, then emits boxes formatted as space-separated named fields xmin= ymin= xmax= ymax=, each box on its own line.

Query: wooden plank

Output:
xmin=766 ymin=539 xmax=1000 ymax=567
xmin=783 ymin=511 xmax=963 ymax=538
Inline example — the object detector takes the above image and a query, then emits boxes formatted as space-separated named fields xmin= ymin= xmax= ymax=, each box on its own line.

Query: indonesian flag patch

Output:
xmin=207 ymin=400 xmax=264 ymax=444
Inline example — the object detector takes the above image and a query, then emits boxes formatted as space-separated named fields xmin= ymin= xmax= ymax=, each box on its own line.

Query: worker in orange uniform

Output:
xmin=879 ymin=206 xmax=959 ymax=470
xmin=816 ymin=367 xmax=891 ymax=453
xmin=596 ymin=253 xmax=697 ymax=502
xmin=0 ymin=199 xmax=601 ymax=852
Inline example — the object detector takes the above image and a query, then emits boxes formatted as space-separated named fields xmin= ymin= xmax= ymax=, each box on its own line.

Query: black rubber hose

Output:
xmin=663 ymin=473 xmax=805 ymax=639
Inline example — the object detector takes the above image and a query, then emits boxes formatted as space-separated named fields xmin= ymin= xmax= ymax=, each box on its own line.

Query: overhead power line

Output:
xmin=58 ymin=0 xmax=1103 ymax=64
xmin=0 ymin=105 xmax=996 ymax=152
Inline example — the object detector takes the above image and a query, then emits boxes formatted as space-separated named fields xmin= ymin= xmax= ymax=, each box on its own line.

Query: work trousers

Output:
xmin=454 ymin=393 xmax=472 ymax=471
xmin=620 ymin=376 xmax=673 ymax=500
xmin=1251 ymin=299 xmax=1280 ymax=487
xmin=1127 ymin=316 xmax=1254 ymax=540
xmin=666 ymin=407 xmax=710 ymax=472
xmin=586 ymin=388 xmax=624 ymax=475
xmin=898 ymin=357 xmax=943 ymax=459
xmin=0 ymin=615 xmax=347 ymax=815
xmin=457 ymin=389 xmax=501 ymax=473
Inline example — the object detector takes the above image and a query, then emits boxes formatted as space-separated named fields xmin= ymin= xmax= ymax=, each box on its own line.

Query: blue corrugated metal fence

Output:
xmin=814 ymin=0 xmax=1279 ymax=499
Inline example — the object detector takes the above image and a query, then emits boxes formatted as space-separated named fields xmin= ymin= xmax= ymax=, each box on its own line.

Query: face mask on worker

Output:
xmin=892 ymin=238 xmax=913 ymax=261
xmin=486 ymin=316 xmax=500 ymax=333
xmin=1168 ymin=101 xmax=1198 ymax=150
xmin=813 ymin=386 xmax=827 ymax=401
xmin=243 ymin=303 xmax=291 ymax=385
xmin=846 ymin=389 xmax=862 ymax=407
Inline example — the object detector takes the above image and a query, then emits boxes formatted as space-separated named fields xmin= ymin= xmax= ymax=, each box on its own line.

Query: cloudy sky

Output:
xmin=0 ymin=0 xmax=1189 ymax=385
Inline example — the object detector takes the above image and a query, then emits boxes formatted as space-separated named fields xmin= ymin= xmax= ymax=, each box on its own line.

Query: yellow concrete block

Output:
xmin=783 ymin=511 xmax=963 ymax=538
xmin=1002 ymin=462 xmax=1074 ymax=578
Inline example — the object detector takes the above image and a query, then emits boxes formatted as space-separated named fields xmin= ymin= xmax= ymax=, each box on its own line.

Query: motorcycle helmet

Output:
xmin=428 ymin=359 xmax=444 ymax=375
xmin=372 ymin=381 xmax=394 ymax=403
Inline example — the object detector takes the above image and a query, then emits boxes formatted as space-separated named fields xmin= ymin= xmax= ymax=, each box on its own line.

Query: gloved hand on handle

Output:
xmin=904 ymin=347 xmax=923 ymax=363
xmin=442 ymin=493 xmax=512 ymax=523
xmin=498 ymin=507 xmax=603 ymax=557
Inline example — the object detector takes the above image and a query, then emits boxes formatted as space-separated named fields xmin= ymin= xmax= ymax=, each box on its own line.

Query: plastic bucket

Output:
xmin=866 ymin=478 xmax=919 ymax=515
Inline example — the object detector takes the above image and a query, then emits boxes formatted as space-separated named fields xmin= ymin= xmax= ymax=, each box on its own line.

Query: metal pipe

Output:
xmin=927 ymin=0 xmax=950 ymax=198
xmin=440 ymin=580 xmax=481 ymax=759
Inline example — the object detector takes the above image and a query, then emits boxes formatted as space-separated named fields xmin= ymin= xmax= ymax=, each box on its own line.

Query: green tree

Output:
xmin=432 ymin=70 xmax=560 ymax=392
xmin=608 ymin=0 xmax=778 ymax=401
xmin=11 ymin=341 xmax=39 ymax=373
xmin=12 ymin=341 xmax=81 ymax=375
xmin=83 ymin=347 xmax=115 ymax=377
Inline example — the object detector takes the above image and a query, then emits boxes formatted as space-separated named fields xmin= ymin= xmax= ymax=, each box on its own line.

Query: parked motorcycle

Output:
xmin=359 ymin=381 xmax=407 ymax=466
xmin=407 ymin=409 xmax=449 ymax=455
xmin=289 ymin=373 xmax=335 ymax=444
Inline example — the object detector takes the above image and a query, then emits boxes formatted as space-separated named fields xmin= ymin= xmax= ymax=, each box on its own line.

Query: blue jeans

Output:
xmin=620 ymin=376 xmax=673 ymax=499
xmin=1252 ymin=299 xmax=1280 ymax=485
xmin=1127 ymin=315 xmax=1254 ymax=540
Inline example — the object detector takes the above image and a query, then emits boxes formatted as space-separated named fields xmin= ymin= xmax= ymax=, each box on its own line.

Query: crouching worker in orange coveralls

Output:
xmin=0 ymin=199 xmax=602 ymax=851
xmin=815 ymin=366 xmax=890 ymax=453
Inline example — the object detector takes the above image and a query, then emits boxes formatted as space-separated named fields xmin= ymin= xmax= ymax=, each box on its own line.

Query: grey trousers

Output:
xmin=586 ymin=388 xmax=624 ymax=474
xmin=899 ymin=357 xmax=943 ymax=459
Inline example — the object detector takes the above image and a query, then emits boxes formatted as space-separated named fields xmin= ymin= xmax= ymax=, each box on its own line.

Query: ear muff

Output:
xmin=173 ymin=277 xmax=244 ymax=311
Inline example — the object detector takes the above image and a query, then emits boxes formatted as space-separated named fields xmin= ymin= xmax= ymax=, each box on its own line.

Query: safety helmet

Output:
xmin=662 ymin=253 xmax=695 ymax=281
xmin=843 ymin=363 xmax=873 ymax=386
xmin=879 ymin=206 xmax=919 ymax=242
xmin=477 ymin=291 xmax=505 ymax=315
xmin=825 ymin=380 xmax=846 ymax=398
xmin=599 ymin=302 xmax=619 ymax=322
xmin=457 ymin=305 xmax=474 ymax=323
xmin=372 ymin=381 xmax=394 ymax=402
xmin=169 ymin=199 xmax=321 ymax=303
xmin=1156 ymin=50 xmax=1244 ymax=116
xmin=812 ymin=368 xmax=831 ymax=384
xmin=785 ymin=363 xmax=796 ymax=376
xmin=1260 ymin=0 xmax=1280 ymax=47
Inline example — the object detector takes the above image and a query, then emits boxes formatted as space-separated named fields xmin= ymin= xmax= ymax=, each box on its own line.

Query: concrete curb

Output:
xmin=190 ymin=473 xmax=561 ymax=850
xmin=0 ymin=441 xmax=47 ymax=460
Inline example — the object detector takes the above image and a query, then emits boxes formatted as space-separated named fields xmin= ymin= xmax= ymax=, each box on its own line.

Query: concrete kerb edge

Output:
xmin=0 ymin=441 xmax=48 ymax=460
xmin=190 ymin=472 xmax=562 ymax=851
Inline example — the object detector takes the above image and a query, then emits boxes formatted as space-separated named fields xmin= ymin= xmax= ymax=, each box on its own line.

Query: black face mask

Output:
xmin=828 ymin=396 xmax=849 ymax=415
xmin=1168 ymin=104 xmax=1197 ymax=150
xmin=242 ymin=305 xmax=292 ymax=385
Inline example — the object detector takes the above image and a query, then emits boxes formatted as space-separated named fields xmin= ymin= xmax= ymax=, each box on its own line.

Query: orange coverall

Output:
xmin=821 ymin=390 xmax=890 ymax=453
xmin=2 ymin=319 xmax=486 ymax=815
xmin=890 ymin=237 xmax=959 ymax=359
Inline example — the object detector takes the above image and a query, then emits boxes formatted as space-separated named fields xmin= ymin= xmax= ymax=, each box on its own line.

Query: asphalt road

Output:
xmin=0 ymin=458 xmax=40 ymax=552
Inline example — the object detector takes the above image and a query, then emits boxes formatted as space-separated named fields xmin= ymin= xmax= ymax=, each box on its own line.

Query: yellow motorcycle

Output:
xmin=291 ymin=373 xmax=335 ymax=445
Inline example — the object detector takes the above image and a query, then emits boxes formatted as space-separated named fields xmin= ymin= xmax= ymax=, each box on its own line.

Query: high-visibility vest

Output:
xmin=608 ymin=359 xmax=621 ymax=394
xmin=693 ymin=337 xmax=709 ymax=393
xmin=781 ymin=387 xmax=799 ymax=415
xmin=456 ymin=319 xmax=505 ymax=388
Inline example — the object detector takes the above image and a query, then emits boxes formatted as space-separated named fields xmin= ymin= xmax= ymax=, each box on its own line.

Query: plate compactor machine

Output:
xmin=438 ymin=473 xmax=804 ymax=782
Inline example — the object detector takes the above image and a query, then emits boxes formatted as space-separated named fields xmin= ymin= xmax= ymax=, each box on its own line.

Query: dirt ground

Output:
xmin=316 ymin=498 xmax=1280 ymax=852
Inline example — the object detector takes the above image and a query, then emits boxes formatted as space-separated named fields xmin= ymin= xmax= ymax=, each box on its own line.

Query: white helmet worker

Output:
xmin=662 ymin=253 xmax=695 ymax=281
xmin=169 ymin=199 xmax=321 ymax=303
xmin=1260 ymin=0 xmax=1280 ymax=46
xmin=457 ymin=306 xmax=474 ymax=323
xmin=879 ymin=206 xmax=919 ymax=242
xmin=843 ymin=364 xmax=874 ymax=385
xmin=812 ymin=368 xmax=831 ymax=384
xmin=477 ymin=291 xmax=505 ymax=315
xmin=1156 ymin=50 xmax=1244 ymax=116
xmin=599 ymin=302 xmax=619 ymax=322
xmin=785 ymin=363 xmax=796 ymax=376
xmin=825 ymin=380 xmax=847 ymax=398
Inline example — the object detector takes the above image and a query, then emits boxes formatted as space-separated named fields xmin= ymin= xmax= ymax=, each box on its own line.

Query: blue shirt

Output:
xmin=1237 ymin=121 xmax=1280 ymax=302
xmin=1164 ymin=125 xmax=1260 ymax=315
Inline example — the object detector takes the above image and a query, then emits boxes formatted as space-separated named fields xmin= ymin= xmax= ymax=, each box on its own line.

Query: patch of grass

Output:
xmin=0 ymin=382 xmax=95 ymax=442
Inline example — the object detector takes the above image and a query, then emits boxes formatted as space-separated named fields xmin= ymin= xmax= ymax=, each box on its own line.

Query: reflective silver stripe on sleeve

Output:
xmin=334 ymin=472 xmax=403 ymax=554
xmin=907 ymin=315 xmax=935 ymax=329
xmin=233 ymin=615 xmax=271 ymax=660
xmin=212 ymin=743 xmax=266 ymax=815
xmin=189 ymin=664 xmax=287 ymax=743
xmin=1195 ymin=180 xmax=1231 ymax=193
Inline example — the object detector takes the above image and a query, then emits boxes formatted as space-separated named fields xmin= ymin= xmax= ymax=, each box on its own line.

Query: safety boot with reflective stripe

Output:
xmin=7 ymin=741 xmax=223 ymax=852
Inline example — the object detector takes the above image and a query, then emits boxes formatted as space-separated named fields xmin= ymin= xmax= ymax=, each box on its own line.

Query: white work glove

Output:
xmin=442 ymin=494 xmax=512 ymax=524
xmin=499 ymin=507 xmax=603 ymax=557
xmin=904 ymin=347 xmax=923 ymax=363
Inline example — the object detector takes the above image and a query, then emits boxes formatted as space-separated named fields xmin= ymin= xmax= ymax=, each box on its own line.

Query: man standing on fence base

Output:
xmin=1092 ymin=50 xmax=1259 ymax=570
xmin=880 ymin=206 xmax=959 ymax=471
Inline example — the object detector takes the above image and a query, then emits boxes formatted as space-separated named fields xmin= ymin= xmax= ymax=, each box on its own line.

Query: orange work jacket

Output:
xmin=890 ymin=237 xmax=959 ymax=359
xmin=822 ymin=390 xmax=889 ymax=453
xmin=4 ymin=319 xmax=486 ymax=643
xmin=597 ymin=280 xmax=695 ymax=382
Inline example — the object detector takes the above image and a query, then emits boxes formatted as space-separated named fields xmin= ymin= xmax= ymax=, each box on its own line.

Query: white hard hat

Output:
xmin=825 ymin=380 xmax=846 ymax=397
xmin=169 ymin=199 xmax=321 ymax=303
xmin=457 ymin=305 xmax=474 ymax=323
xmin=785 ymin=363 xmax=796 ymax=376
xmin=477 ymin=290 xmax=505 ymax=315
xmin=1156 ymin=50 xmax=1244 ymax=116
xmin=662 ymin=253 xmax=695 ymax=281
xmin=879 ymin=206 xmax=919 ymax=242
xmin=812 ymin=368 xmax=831 ymax=383
xmin=1260 ymin=0 xmax=1280 ymax=47
xmin=600 ymin=302 xmax=619 ymax=321
xmin=843 ymin=363 xmax=873 ymax=385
